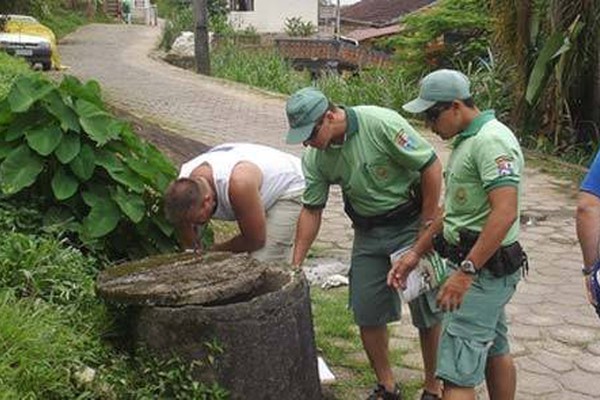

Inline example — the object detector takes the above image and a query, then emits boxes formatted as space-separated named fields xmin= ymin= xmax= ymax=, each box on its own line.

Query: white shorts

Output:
xmin=251 ymin=189 xmax=303 ymax=264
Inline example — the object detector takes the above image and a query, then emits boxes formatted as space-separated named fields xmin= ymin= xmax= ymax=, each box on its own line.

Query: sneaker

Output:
xmin=366 ymin=383 xmax=402 ymax=400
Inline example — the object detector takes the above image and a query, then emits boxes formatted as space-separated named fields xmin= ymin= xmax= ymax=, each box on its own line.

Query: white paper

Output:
xmin=317 ymin=356 xmax=335 ymax=382
xmin=390 ymin=245 xmax=447 ymax=303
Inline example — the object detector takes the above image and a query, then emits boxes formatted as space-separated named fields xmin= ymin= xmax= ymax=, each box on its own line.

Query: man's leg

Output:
xmin=360 ymin=325 xmax=395 ymax=392
xmin=485 ymin=354 xmax=516 ymax=400
xmin=419 ymin=323 xmax=442 ymax=395
xmin=251 ymin=194 xmax=301 ymax=263
xmin=441 ymin=383 xmax=475 ymax=400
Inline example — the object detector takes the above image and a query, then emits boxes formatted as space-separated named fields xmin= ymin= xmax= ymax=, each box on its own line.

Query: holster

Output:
xmin=433 ymin=228 xmax=528 ymax=277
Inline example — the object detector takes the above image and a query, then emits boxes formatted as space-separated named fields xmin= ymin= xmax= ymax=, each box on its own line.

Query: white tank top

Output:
xmin=179 ymin=143 xmax=305 ymax=221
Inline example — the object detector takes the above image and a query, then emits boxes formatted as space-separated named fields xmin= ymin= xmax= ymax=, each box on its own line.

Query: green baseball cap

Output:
xmin=285 ymin=87 xmax=328 ymax=144
xmin=403 ymin=69 xmax=471 ymax=113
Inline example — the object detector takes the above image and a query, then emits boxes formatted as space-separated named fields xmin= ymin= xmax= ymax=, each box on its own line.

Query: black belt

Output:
xmin=343 ymin=194 xmax=421 ymax=231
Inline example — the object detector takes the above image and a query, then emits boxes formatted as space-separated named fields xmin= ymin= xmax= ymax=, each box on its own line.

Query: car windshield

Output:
xmin=7 ymin=15 xmax=39 ymax=23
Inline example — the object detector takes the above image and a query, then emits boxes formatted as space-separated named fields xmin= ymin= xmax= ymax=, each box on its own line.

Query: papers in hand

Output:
xmin=390 ymin=245 xmax=448 ymax=302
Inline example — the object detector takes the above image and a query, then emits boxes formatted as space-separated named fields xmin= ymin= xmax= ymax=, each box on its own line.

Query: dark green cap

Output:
xmin=285 ymin=87 xmax=328 ymax=144
xmin=403 ymin=69 xmax=471 ymax=113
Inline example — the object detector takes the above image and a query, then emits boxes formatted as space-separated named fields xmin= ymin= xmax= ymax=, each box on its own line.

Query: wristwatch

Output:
xmin=459 ymin=259 xmax=478 ymax=275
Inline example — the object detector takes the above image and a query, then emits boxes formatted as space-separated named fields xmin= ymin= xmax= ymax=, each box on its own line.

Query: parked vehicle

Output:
xmin=0 ymin=14 xmax=59 ymax=70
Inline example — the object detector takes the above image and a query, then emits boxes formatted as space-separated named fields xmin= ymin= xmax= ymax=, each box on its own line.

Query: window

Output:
xmin=230 ymin=0 xmax=254 ymax=11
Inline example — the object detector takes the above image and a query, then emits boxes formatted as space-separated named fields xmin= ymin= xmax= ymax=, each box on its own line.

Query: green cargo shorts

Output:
xmin=436 ymin=267 xmax=521 ymax=387
xmin=349 ymin=219 xmax=443 ymax=329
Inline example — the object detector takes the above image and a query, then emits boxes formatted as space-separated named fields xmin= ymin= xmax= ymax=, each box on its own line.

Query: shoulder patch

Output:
xmin=395 ymin=130 xmax=414 ymax=149
xmin=495 ymin=155 xmax=514 ymax=176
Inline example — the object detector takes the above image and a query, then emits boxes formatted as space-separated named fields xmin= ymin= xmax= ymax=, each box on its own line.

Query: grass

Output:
xmin=311 ymin=287 xmax=422 ymax=400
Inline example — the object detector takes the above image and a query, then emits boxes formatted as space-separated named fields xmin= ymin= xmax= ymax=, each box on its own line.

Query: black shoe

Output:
xmin=366 ymin=383 xmax=402 ymax=400
xmin=420 ymin=390 xmax=441 ymax=400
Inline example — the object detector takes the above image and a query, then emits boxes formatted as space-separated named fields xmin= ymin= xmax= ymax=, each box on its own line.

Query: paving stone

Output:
xmin=586 ymin=341 xmax=600 ymax=356
xmin=542 ymin=340 xmax=585 ymax=357
xmin=510 ymin=323 xmax=542 ymax=341
xmin=558 ymin=370 xmax=600 ymax=397
xmin=550 ymin=326 xmax=599 ymax=345
xmin=392 ymin=366 xmax=422 ymax=383
xmin=401 ymin=351 xmax=424 ymax=370
xmin=531 ymin=351 xmax=574 ymax=373
xmin=542 ymin=392 xmax=597 ymax=400
xmin=517 ymin=370 xmax=562 ymax=396
xmin=574 ymin=353 xmax=600 ymax=373
xmin=516 ymin=357 xmax=554 ymax=375
xmin=513 ymin=312 xmax=562 ymax=327
xmin=389 ymin=337 xmax=419 ymax=353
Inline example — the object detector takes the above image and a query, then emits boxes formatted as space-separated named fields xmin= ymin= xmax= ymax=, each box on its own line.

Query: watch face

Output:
xmin=460 ymin=260 xmax=477 ymax=274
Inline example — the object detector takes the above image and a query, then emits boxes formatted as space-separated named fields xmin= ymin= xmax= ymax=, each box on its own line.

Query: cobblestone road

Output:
xmin=60 ymin=24 xmax=600 ymax=399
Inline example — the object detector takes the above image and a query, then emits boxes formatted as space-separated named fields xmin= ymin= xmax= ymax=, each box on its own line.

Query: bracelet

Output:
xmin=582 ymin=264 xmax=595 ymax=276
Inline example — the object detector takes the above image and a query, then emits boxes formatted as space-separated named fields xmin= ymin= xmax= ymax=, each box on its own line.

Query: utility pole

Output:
xmin=193 ymin=0 xmax=211 ymax=75
xmin=335 ymin=0 xmax=341 ymax=40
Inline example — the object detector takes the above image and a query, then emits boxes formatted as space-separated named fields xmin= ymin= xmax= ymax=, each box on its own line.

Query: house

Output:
xmin=341 ymin=0 xmax=435 ymax=44
xmin=228 ymin=0 xmax=318 ymax=33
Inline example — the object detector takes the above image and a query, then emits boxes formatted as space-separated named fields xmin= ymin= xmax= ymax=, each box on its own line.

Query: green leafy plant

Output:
xmin=0 ymin=73 xmax=178 ymax=259
xmin=284 ymin=16 xmax=316 ymax=37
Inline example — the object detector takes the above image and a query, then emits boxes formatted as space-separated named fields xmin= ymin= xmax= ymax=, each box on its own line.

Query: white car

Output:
xmin=0 ymin=31 xmax=52 ymax=70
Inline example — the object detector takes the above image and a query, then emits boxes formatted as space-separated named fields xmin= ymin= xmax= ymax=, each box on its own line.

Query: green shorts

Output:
xmin=436 ymin=268 xmax=521 ymax=387
xmin=349 ymin=220 xmax=443 ymax=329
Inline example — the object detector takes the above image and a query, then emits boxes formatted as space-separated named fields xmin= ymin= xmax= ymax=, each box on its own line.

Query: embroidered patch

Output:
xmin=495 ymin=155 xmax=514 ymax=176
xmin=375 ymin=166 xmax=389 ymax=179
xmin=455 ymin=187 xmax=467 ymax=205
xmin=395 ymin=131 xmax=413 ymax=149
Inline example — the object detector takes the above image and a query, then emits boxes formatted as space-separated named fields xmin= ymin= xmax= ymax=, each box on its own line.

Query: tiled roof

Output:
xmin=346 ymin=25 xmax=402 ymax=42
xmin=341 ymin=0 xmax=436 ymax=27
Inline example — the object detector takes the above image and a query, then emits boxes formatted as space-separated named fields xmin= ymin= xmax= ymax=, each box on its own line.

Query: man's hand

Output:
xmin=436 ymin=272 xmax=474 ymax=312
xmin=387 ymin=249 xmax=421 ymax=289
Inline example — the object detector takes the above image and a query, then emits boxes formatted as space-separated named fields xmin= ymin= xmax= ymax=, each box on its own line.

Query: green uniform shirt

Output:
xmin=443 ymin=110 xmax=524 ymax=245
xmin=302 ymin=106 xmax=436 ymax=216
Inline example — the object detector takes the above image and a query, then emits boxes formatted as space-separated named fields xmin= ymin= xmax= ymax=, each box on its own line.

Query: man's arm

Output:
xmin=212 ymin=162 xmax=267 ymax=253
xmin=419 ymin=157 xmax=442 ymax=225
xmin=577 ymin=191 xmax=600 ymax=267
xmin=436 ymin=186 xmax=517 ymax=311
xmin=291 ymin=206 xmax=323 ymax=268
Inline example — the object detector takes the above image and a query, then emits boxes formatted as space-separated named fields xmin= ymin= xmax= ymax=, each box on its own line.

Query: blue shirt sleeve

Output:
xmin=581 ymin=150 xmax=600 ymax=198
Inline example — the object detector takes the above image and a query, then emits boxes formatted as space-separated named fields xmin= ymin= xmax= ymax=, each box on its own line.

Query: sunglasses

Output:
xmin=424 ymin=103 xmax=452 ymax=123
xmin=305 ymin=112 xmax=327 ymax=143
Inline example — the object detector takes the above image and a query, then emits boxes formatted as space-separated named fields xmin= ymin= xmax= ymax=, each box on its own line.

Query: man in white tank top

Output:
xmin=163 ymin=143 xmax=305 ymax=263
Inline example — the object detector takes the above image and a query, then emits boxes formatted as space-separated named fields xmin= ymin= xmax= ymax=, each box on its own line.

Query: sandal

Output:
xmin=366 ymin=383 xmax=402 ymax=400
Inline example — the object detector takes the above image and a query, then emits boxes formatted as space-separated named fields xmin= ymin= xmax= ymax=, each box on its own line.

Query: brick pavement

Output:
xmin=59 ymin=24 xmax=600 ymax=399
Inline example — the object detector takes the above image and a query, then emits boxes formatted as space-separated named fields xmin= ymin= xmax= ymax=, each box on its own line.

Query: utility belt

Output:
xmin=343 ymin=193 xmax=421 ymax=231
xmin=432 ymin=228 xmax=529 ymax=278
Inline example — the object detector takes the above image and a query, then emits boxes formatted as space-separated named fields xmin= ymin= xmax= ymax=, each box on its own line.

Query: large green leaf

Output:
xmin=107 ymin=167 xmax=145 ymax=193
xmin=82 ymin=193 xmax=121 ymax=238
xmin=0 ymin=145 xmax=44 ymax=194
xmin=4 ymin=107 xmax=49 ymax=141
xmin=69 ymin=143 xmax=96 ymax=180
xmin=526 ymin=31 xmax=568 ymax=104
xmin=55 ymin=132 xmax=81 ymax=164
xmin=51 ymin=166 xmax=79 ymax=200
xmin=75 ymin=99 xmax=120 ymax=145
xmin=8 ymin=76 xmax=54 ymax=113
xmin=0 ymin=141 xmax=18 ymax=159
xmin=112 ymin=185 xmax=146 ymax=223
xmin=26 ymin=124 xmax=63 ymax=156
xmin=95 ymin=148 xmax=124 ymax=172
xmin=59 ymin=76 xmax=103 ymax=107
xmin=42 ymin=90 xmax=81 ymax=133
xmin=0 ymin=100 xmax=14 ymax=126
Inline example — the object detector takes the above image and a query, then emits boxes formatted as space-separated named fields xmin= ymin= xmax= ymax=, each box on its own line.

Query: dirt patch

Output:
xmin=110 ymin=106 xmax=210 ymax=166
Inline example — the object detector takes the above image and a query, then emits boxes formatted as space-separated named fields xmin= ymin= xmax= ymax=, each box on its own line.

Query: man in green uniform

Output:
xmin=388 ymin=69 xmax=525 ymax=400
xmin=285 ymin=87 xmax=444 ymax=400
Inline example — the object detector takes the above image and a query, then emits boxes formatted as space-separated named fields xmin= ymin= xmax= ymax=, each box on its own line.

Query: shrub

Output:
xmin=0 ymin=53 xmax=34 ymax=100
xmin=0 ymin=73 xmax=179 ymax=260
xmin=284 ymin=16 xmax=316 ymax=37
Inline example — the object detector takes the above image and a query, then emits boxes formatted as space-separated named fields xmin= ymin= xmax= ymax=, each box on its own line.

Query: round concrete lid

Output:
xmin=96 ymin=252 xmax=271 ymax=306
